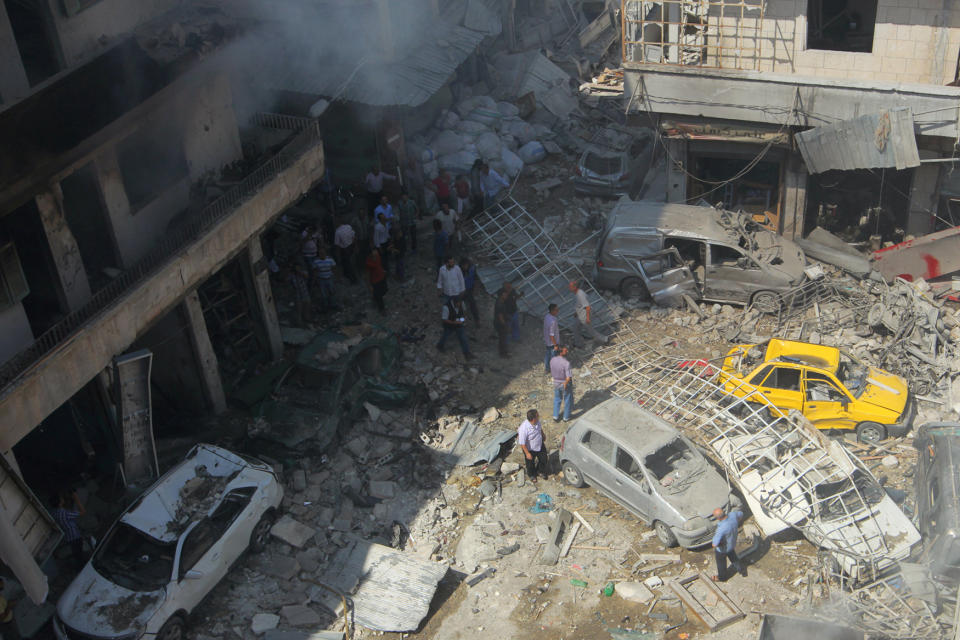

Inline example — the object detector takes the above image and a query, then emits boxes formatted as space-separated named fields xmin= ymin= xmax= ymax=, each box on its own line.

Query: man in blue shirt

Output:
xmin=711 ymin=507 xmax=745 ymax=581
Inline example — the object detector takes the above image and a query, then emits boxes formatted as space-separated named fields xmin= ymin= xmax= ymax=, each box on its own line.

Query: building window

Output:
xmin=807 ymin=0 xmax=877 ymax=53
xmin=0 ymin=242 xmax=30 ymax=310
xmin=118 ymin=125 xmax=189 ymax=212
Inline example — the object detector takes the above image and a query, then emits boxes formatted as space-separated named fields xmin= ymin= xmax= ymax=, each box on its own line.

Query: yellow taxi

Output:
xmin=720 ymin=338 xmax=914 ymax=443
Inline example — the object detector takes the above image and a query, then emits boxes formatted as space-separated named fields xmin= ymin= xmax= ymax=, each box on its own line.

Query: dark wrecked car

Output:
xmin=592 ymin=199 xmax=807 ymax=309
xmin=914 ymin=422 xmax=960 ymax=582
xmin=572 ymin=127 xmax=655 ymax=198
xmin=241 ymin=327 xmax=417 ymax=451
xmin=54 ymin=445 xmax=282 ymax=640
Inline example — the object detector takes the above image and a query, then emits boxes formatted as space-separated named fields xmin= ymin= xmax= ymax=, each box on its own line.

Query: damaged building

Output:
xmin=622 ymin=0 xmax=960 ymax=243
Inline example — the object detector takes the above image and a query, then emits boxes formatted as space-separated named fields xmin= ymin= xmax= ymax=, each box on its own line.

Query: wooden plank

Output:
xmin=559 ymin=521 xmax=581 ymax=558
xmin=668 ymin=575 xmax=713 ymax=629
xmin=695 ymin=570 xmax=745 ymax=629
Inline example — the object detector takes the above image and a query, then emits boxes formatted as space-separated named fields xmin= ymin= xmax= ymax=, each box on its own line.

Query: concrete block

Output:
xmin=644 ymin=575 xmax=663 ymax=589
xmin=280 ymin=604 xmax=322 ymax=627
xmin=260 ymin=555 xmax=301 ymax=581
xmin=291 ymin=469 xmax=307 ymax=492
xmin=295 ymin=550 xmax=320 ymax=573
xmin=271 ymin=515 xmax=317 ymax=548
xmin=369 ymin=480 xmax=396 ymax=500
xmin=617 ymin=582 xmax=655 ymax=604
xmin=251 ymin=613 xmax=280 ymax=634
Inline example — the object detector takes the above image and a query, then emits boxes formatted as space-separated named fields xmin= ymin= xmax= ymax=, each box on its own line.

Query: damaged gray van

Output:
xmin=592 ymin=200 xmax=807 ymax=309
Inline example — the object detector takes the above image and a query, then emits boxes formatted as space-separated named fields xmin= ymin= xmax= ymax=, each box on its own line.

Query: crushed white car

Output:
xmin=53 ymin=444 xmax=282 ymax=640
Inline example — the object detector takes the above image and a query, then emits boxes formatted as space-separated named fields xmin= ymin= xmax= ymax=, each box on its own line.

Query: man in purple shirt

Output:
xmin=550 ymin=346 xmax=573 ymax=422
xmin=542 ymin=304 xmax=560 ymax=373
xmin=518 ymin=409 xmax=548 ymax=484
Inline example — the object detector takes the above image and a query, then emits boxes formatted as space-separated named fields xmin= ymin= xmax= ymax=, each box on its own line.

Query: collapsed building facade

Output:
xmin=622 ymin=0 xmax=960 ymax=243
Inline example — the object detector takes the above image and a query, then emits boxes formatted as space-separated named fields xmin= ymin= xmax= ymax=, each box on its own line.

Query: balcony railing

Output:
xmin=0 ymin=120 xmax=321 ymax=390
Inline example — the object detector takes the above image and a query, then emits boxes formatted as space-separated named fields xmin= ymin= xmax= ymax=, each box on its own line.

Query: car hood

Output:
xmin=57 ymin=564 xmax=165 ymax=637
xmin=859 ymin=368 xmax=909 ymax=416
xmin=658 ymin=465 xmax=731 ymax=519
xmin=815 ymin=494 xmax=920 ymax=572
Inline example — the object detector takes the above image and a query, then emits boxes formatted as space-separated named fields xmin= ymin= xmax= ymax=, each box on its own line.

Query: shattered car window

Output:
xmin=581 ymin=430 xmax=615 ymax=461
xmin=644 ymin=438 xmax=704 ymax=492
xmin=92 ymin=523 xmax=175 ymax=591
xmin=583 ymin=152 xmax=622 ymax=175
xmin=837 ymin=353 xmax=869 ymax=398
xmin=615 ymin=448 xmax=646 ymax=483
xmin=805 ymin=373 xmax=846 ymax=402
xmin=808 ymin=470 xmax=884 ymax=521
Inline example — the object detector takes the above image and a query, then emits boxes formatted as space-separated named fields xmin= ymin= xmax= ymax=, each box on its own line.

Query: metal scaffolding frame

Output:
xmin=622 ymin=0 xmax=767 ymax=70
xmin=588 ymin=326 xmax=938 ymax=637
xmin=466 ymin=196 xmax=618 ymax=334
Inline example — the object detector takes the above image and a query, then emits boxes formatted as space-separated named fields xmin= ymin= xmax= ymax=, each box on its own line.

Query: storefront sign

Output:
xmin=661 ymin=120 xmax=790 ymax=145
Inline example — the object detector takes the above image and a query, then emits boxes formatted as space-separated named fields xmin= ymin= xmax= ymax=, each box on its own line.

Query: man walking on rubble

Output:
xmin=543 ymin=303 xmax=560 ymax=373
xmin=437 ymin=256 xmax=465 ymax=302
xmin=569 ymin=280 xmax=608 ymax=347
xmin=711 ymin=507 xmax=746 ymax=582
xmin=518 ymin=409 xmax=549 ymax=485
xmin=436 ymin=294 xmax=474 ymax=360
xmin=333 ymin=218 xmax=357 ymax=283
xmin=550 ymin=346 xmax=573 ymax=422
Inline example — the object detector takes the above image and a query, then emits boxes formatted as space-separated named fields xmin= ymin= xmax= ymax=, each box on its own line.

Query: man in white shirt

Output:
xmin=436 ymin=256 xmax=465 ymax=302
xmin=374 ymin=195 xmax=394 ymax=228
xmin=434 ymin=202 xmax=459 ymax=253
xmin=479 ymin=163 xmax=510 ymax=209
xmin=333 ymin=220 xmax=357 ymax=283
xmin=569 ymin=280 xmax=608 ymax=347
xmin=364 ymin=167 xmax=396 ymax=215
xmin=518 ymin=409 xmax=548 ymax=484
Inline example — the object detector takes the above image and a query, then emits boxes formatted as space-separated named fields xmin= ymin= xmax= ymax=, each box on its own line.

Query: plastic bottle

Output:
xmin=602 ymin=581 xmax=615 ymax=597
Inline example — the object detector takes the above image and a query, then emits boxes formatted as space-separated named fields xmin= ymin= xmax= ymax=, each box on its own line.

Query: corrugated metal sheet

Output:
xmin=796 ymin=107 xmax=920 ymax=174
xmin=317 ymin=536 xmax=448 ymax=631
xmin=250 ymin=0 xmax=500 ymax=107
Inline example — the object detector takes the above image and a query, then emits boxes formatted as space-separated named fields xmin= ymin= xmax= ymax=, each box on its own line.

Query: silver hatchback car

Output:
xmin=559 ymin=398 xmax=737 ymax=548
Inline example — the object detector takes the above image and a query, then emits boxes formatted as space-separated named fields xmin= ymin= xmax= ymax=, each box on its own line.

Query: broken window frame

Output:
xmin=622 ymin=0 xmax=767 ymax=71
xmin=806 ymin=0 xmax=877 ymax=53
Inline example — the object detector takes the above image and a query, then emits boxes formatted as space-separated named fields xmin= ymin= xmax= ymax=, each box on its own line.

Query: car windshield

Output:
xmin=809 ymin=470 xmax=885 ymax=522
xmin=644 ymin=438 xmax=705 ymax=493
xmin=92 ymin=523 xmax=175 ymax=592
xmin=583 ymin=152 xmax=622 ymax=176
xmin=837 ymin=352 xmax=869 ymax=398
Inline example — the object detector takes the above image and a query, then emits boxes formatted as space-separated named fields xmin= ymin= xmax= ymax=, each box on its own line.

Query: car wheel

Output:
xmin=157 ymin=615 xmax=186 ymax=640
xmin=561 ymin=461 xmax=586 ymax=488
xmin=856 ymin=422 xmax=885 ymax=444
xmin=249 ymin=510 xmax=276 ymax=553
xmin=619 ymin=277 xmax=648 ymax=300
xmin=653 ymin=520 xmax=678 ymax=548
xmin=751 ymin=291 xmax=781 ymax=313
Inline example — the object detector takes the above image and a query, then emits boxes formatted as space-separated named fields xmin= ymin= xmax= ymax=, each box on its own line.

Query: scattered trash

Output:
xmin=529 ymin=493 xmax=554 ymax=513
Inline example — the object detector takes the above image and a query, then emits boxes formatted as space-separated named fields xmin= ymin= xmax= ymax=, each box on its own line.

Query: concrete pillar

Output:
xmin=240 ymin=238 xmax=283 ymax=362
xmin=181 ymin=290 xmax=227 ymax=414
xmin=906 ymin=152 xmax=940 ymax=237
xmin=0 ymin=6 xmax=29 ymax=104
xmin=92 ymin=147 xmax=133 ymax=268
xmin=781 ymin=155 xmax=808 ymax=240
xmin=35 ymin=184 xmax=92 ymax=312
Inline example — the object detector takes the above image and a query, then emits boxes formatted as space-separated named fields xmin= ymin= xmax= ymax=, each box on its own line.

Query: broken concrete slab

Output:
xmin=540 ymin=508 xmax=574 ymax=566
xmin=280 ymin=605 xmax=321 ymax=627
xmin=316 ymin=535 xmax=448 ymax=632
xmin=251 ymin=613 xmax=280 ymax=634
xmin=364 ymin=402 xmax=381 ymax=422
xmin=271 ymin=515 xmax=317 ymax=548
xmin=797 ymin=228 xmax=871 ymax=277
xmin=481 ymin=407 xmax=501 ymax=423
xmin=291 ymin=469 xmax=307 ymax=492
xmin=368 ymin=480 xmax=396 ymax=500
xmin=617 ymin=582 xmax=655 ymax=604
xmin=260 ymin=555 xmax=301 ymax=581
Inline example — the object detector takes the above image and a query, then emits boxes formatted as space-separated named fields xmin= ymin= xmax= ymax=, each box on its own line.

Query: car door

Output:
xmin=609 ymin=446 xmax=655 ymax=522
xmin=703 ymin=243 xmax=757 ymax=303
xmin=754 ymin=365 xmax=803 ymax=413
xmin=627 ymin=248 xmax=700 ymax=305
xmin=802 ymin=371 xmax=857 ymax=431
xmin=576 ymin=429 xmax=618 ymax=492
xmin=172 ymin=488 xmax=256 ymax=610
